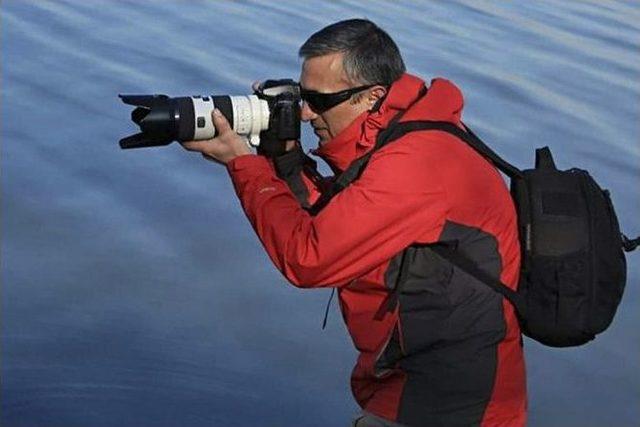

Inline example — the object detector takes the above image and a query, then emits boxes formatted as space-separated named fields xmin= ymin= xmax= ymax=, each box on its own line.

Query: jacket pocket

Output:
xmin=386 ymin=247 xmax=454 ymax=356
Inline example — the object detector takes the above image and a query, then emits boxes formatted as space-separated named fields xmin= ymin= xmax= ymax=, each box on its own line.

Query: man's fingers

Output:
xmin=180 ymin=109 xmax=250 ymax=163
xmin=212 ymin=109 xmax=232 ymax=134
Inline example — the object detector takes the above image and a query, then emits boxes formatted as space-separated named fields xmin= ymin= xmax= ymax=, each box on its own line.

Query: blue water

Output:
xmin=2 ymin=1 xmax=639 ymax=426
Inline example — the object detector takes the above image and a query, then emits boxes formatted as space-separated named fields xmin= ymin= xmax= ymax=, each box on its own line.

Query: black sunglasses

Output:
xmin=299 ymin=84 xmax=376 ymax=113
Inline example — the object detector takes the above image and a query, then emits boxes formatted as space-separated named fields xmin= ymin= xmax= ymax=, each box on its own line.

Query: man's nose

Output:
xmin=300 ymin=101 xmax=318 ymax=122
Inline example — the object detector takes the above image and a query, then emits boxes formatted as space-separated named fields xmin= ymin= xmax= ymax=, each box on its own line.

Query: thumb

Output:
xmin=212 ymin=108 xmax=232 ymax=134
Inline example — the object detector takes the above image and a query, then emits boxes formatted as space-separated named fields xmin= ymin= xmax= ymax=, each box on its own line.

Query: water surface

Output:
xmin=2 ymin=1 xmax=639 ymax=426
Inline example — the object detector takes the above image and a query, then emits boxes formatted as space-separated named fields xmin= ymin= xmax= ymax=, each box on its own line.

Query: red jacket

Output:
xmin=227 ymin=73 xmax=526 ymax=426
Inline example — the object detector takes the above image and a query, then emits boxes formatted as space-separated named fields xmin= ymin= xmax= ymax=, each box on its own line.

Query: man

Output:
xmin=182 ymin=19 xmax=526 ymax=427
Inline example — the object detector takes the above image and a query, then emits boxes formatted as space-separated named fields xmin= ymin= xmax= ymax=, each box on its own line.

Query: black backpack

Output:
xmin=305 ymin=119 xmax=638 ymax=348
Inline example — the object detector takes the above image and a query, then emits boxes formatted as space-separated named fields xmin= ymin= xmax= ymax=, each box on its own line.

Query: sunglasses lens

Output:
xmin=300 ymin=85 xmax=375 ymax=114
xmin=302 ymin=93 xmax=332 ymax=113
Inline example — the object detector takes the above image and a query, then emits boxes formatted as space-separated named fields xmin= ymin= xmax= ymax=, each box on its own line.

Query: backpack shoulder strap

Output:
xmin=429 ymin=244 xmax=526 ymax=318
xmin=382 ymin=120 xmax=524 ymax=178
xmin=308 ymin=118 xmax=523 ymax=215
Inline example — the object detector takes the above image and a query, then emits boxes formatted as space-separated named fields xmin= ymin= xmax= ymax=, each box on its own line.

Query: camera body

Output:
xmin=119 ymin=79 xmax=300 ymax=156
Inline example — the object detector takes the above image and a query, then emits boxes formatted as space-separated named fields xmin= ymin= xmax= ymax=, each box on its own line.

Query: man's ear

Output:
xmin=368 ymin=85 xmax=388 ymax=111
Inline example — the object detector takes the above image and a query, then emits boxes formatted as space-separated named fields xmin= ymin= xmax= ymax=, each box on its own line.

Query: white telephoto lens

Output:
xmin=192 ymin=96 xmax=216 ymax=140
xmin=190 ymin=95 xmax=270 ymax=145
xmin=230 ymin=95 xmax=270 ymax=146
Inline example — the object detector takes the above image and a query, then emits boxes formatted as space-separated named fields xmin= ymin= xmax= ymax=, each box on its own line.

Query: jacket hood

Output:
xmin=313 ymin=73 xmax=464 ymax=173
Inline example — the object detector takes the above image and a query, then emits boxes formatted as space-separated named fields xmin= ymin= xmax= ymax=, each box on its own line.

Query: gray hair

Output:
xmin=299 ymin=19 xmax=406 ymax=86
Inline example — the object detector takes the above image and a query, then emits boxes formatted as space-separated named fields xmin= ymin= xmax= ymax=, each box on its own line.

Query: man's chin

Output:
xmin=314 ymin=129 xmax=330 ymax=147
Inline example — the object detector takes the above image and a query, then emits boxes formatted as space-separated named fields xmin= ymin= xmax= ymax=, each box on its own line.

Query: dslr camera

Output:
xmin=119 ymin=79 xmax=300 ymax=157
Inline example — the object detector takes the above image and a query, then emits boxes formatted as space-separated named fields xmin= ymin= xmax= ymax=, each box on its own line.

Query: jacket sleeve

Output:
xmin=227 ymin=135 xmax=448 ymax=288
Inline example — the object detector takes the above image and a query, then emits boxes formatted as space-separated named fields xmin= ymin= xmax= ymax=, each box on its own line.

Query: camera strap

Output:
xmin=273 ymin=144 xmax=326 ymax=209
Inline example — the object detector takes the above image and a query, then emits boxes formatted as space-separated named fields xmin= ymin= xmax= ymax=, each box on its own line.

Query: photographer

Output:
xmin=181 ymin=19 xmax=526 ymax=427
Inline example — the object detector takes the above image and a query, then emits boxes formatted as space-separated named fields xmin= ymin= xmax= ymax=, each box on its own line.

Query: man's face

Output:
xmin=299 ymin=52 xmax=372 ymax=146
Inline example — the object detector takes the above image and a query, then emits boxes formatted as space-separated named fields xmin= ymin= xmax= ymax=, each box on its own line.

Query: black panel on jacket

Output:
xmin=378 ymin=221 xmax=506 ymax=427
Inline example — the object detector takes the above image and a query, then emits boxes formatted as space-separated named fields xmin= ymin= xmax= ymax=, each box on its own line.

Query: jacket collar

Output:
xmin=313 ymin=73 xmax=464 ymax=173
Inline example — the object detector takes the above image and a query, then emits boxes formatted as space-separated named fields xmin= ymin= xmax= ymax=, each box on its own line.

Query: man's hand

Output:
xmin=180 ymin=109 xmax=252 ymax=165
